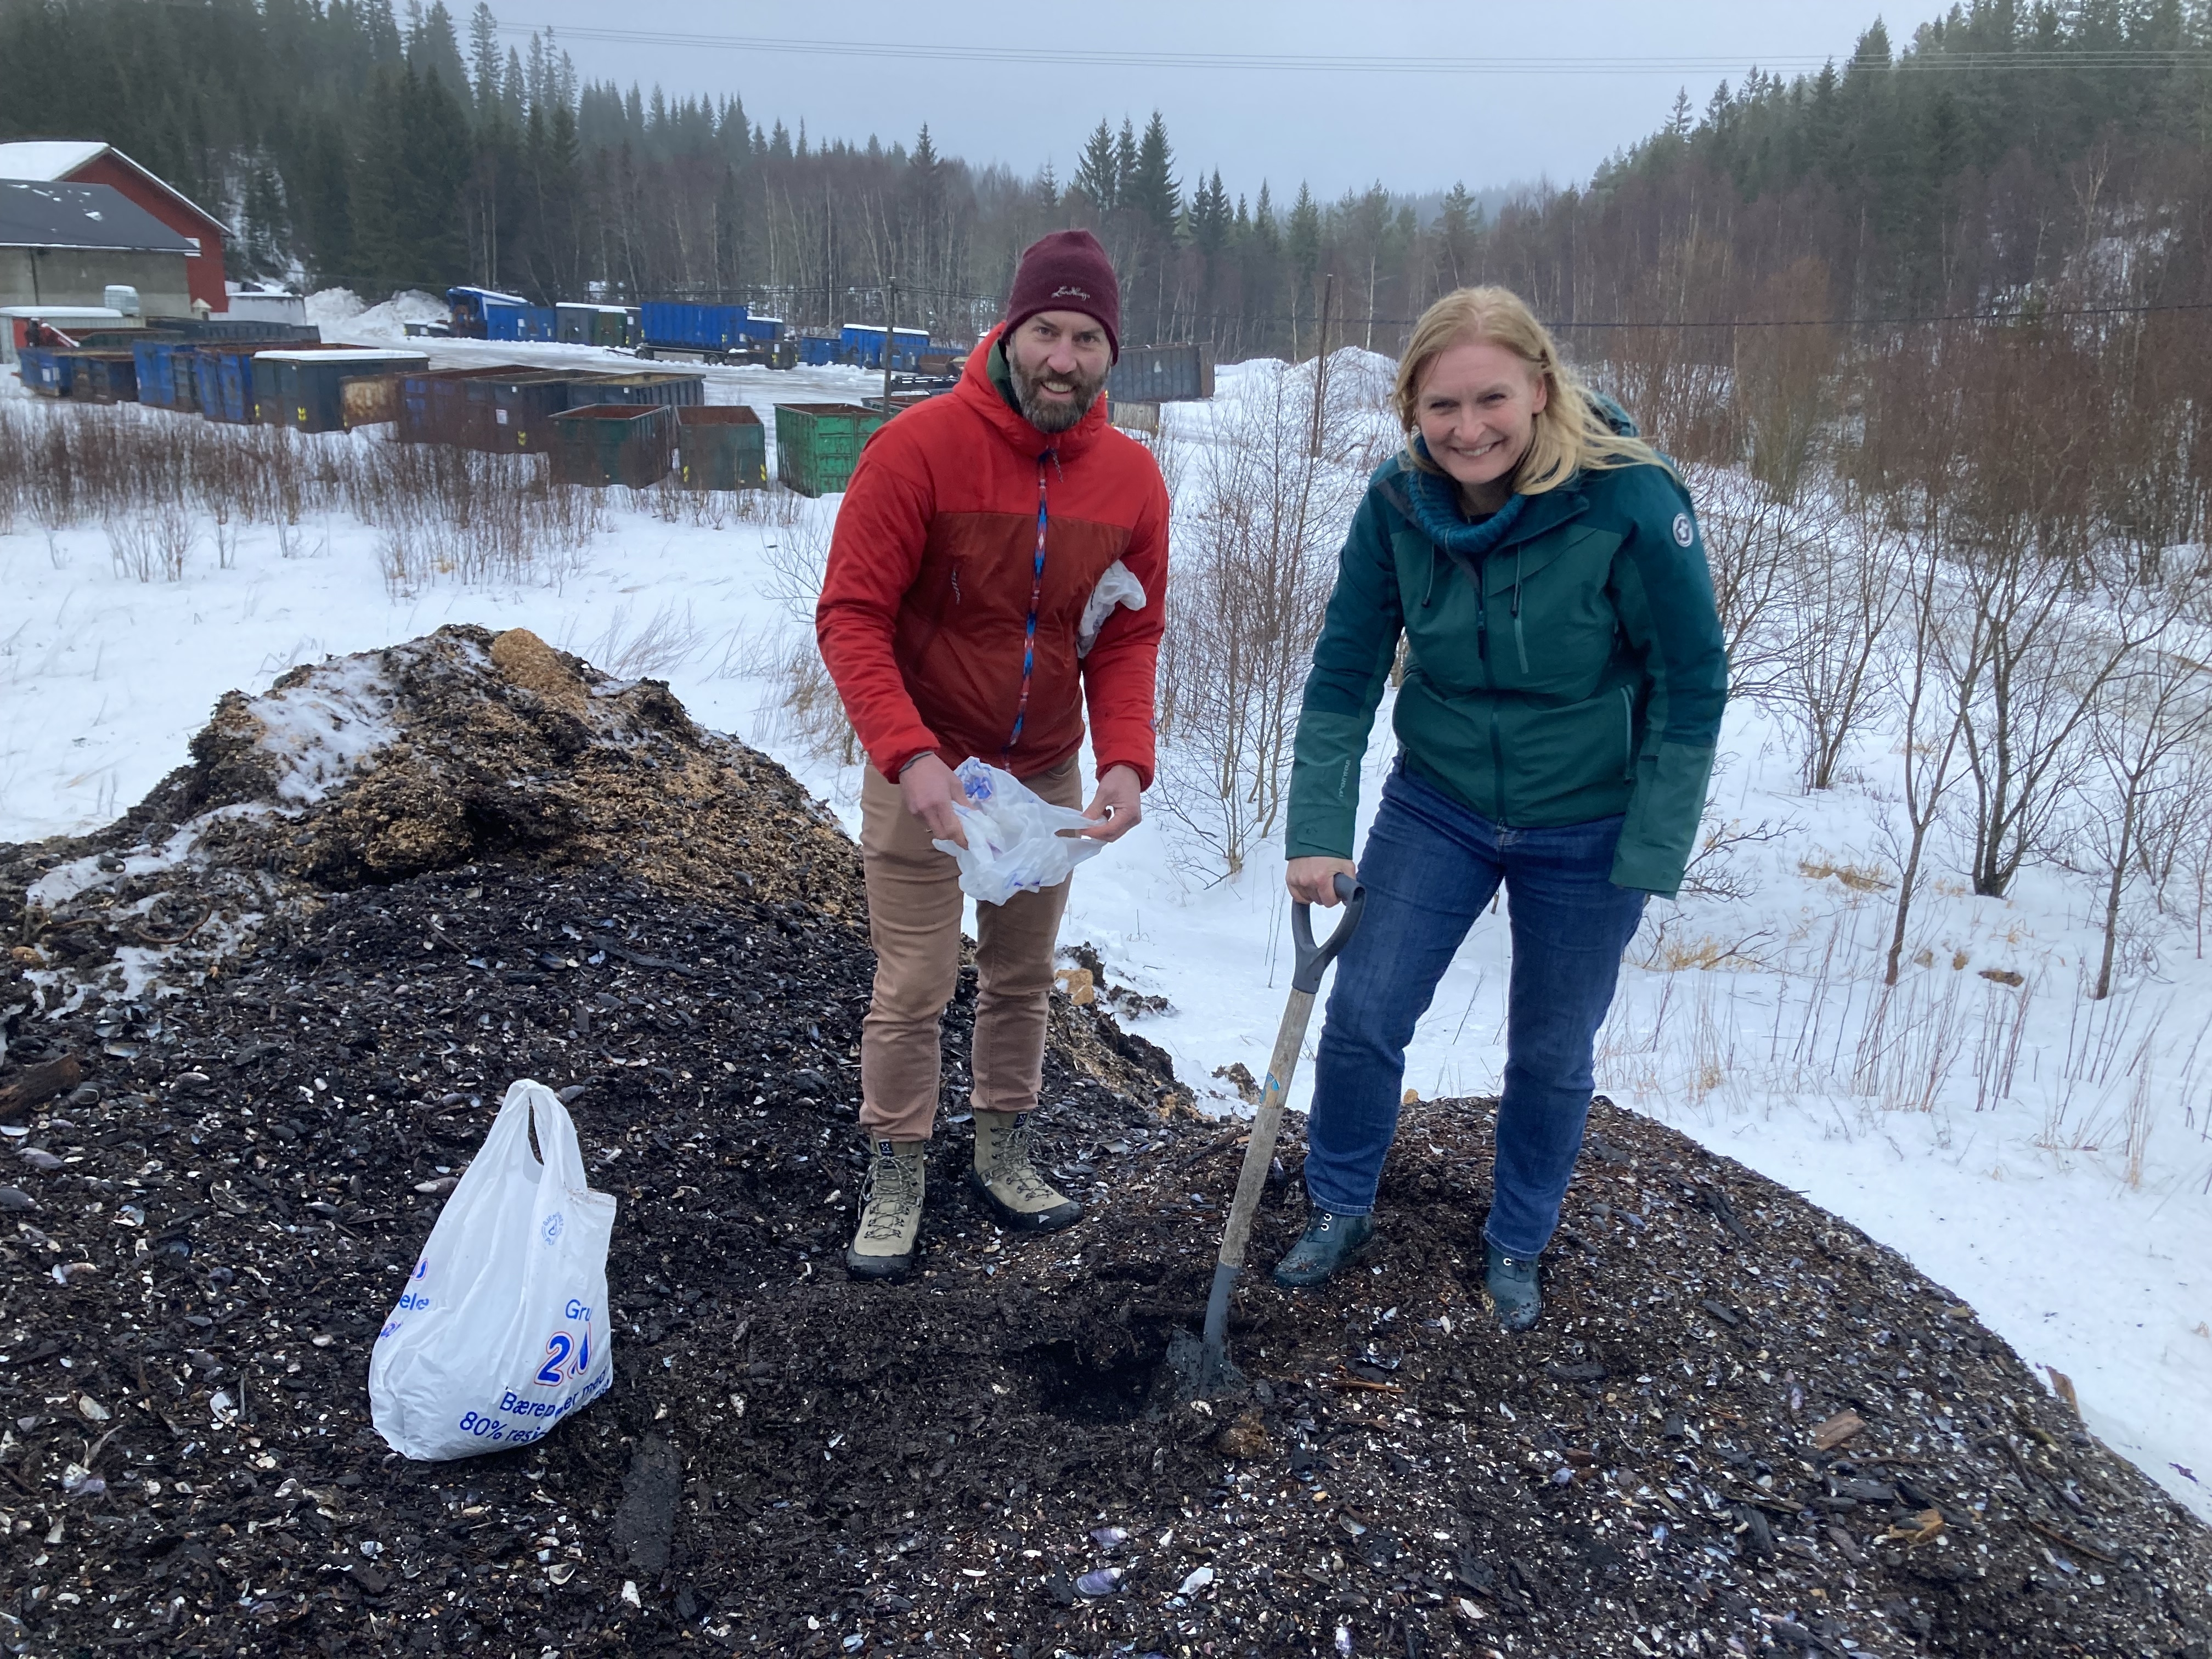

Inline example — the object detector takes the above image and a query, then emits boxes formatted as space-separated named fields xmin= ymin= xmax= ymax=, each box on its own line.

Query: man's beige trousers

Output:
xmin=856 ymin=756 xmax=1081 ymax=1141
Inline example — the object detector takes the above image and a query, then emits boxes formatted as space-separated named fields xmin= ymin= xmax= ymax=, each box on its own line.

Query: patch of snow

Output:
xmin=330 ymin=290 xmax=451 ymax=341
xmin=245 ymin=652 xmax=402 ymax=804
xmin=3 ymin=365 xmax=2207 ymax=1525
xmin=303 ymin=287 xmax=366 ymax=326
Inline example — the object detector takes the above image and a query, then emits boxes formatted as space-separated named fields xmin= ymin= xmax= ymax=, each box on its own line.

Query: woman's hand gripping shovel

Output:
xmin=1166 ymin=873 xmax=1365 ymax=1400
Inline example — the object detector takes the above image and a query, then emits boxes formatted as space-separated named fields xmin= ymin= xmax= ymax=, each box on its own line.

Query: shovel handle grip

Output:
xmin=1289 ymin=873 xmax=1365 ymax=995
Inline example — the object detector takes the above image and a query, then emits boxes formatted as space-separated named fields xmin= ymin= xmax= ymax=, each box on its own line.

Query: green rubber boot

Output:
xmin=1483 ymin=1241 xmax=1542 ymax=1332
xmin=1271 ymin=1207 xmax=1375 ymax=1288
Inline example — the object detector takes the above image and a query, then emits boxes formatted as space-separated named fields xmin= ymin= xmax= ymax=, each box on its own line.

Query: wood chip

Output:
xmin=1325 ymin=1368 xmax=1403 ymax=1395
xmin=1881 ymin=1508 xmax=1945 ymax=1546
xmin=1811 ymin=1410 xmax=1866 ymax=1451
xmin=2024 ymin=1515 xmax=2120 ymax=1566
xmin=0 ymin=1054 xmax=83 ymax=1121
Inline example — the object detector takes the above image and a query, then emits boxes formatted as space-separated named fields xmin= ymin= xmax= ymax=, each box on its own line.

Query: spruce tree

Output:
xmin=1129 ymin=110 xmax=1180 ymax=232
xmin=1073 ymin=119 xmax=1118 ymax=210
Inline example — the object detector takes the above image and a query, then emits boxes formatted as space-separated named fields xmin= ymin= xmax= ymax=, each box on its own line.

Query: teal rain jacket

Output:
xmin=1284 ymin=438 xmax=1728 ymax=898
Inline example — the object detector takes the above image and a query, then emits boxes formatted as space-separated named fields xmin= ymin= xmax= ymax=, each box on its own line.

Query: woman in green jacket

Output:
xmin=1275 ymin=287 xmax=1727 ymax=1329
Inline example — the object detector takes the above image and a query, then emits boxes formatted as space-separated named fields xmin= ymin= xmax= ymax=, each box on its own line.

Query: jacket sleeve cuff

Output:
xmin=871 ymin=735 xmax=942 ymax=784
xmin=1093 ymin=753 xmax=1154 ymax=790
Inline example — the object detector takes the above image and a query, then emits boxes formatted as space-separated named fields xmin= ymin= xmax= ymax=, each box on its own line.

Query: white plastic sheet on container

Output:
xmin=368 ymin=1079 xmax=617 ymax=1461
xmin=932 ymin=757 xmax=1105 ymax=905
xmin=1077 ymin=560 xmax=1147 ymax=657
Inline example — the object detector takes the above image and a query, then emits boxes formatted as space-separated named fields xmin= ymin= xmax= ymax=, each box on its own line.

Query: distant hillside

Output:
xmin=3 ymin=0 xmax=2207 ymax=359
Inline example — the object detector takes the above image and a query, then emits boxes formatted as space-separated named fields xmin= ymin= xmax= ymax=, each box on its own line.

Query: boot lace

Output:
xmin=859 ymin=1151 xmax=921 ymax=1242
xmin=990 ymin=1113 xmax=1060 ymax=1206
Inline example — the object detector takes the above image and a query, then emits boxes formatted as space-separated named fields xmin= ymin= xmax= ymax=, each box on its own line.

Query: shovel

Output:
xmin=1166 ymin=872 xmax=1365 ymax=1398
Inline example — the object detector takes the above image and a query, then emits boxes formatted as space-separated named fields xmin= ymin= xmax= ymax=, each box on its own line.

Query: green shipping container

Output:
xmin=259 ymin=350 xmax=431 ymax=432
xmin=551 ymin=402 xmax=675 ymax=487
xmin=774 ymin=402 xmax=888 ymax=498
xmin=573 ymin=371 xmax=705 ymax=410
xmin=676 ymin=405 xmax=766 ymax=490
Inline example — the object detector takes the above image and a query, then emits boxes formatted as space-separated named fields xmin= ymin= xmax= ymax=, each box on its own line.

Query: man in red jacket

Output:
xmin=817 ymin=229 xmax=1169 ymax=1282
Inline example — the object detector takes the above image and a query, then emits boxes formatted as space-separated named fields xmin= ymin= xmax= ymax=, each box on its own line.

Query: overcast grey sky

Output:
xmin=493 ymin=1 xmax=1925 ymax=201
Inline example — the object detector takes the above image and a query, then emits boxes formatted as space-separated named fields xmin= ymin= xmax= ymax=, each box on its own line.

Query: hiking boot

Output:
xmin=1270 ymin=1207 xmax=1375 ymax=1288
xmin=1483 ymin=1241 xmax=1542 ymax=1331
xmin=967 ymin=1110 xmax=1084 ymax=1232
xmin=845 ymin=1138 xmax=926 ymax=1282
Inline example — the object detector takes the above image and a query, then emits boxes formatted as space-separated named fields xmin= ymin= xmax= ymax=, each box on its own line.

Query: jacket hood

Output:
xmin=952 ymin=322 xmax=1111 ymax=462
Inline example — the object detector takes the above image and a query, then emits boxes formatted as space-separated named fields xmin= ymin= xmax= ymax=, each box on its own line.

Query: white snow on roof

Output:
xmin=253 ymin=349 xmax=424 ymax=363
xmin=0 ymin=305 xmax=125 ymax=320
xmin=0 ymin=140 xmax=108 ymax=180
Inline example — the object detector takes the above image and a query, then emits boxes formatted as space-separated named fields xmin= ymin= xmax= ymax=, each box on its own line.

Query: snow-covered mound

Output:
xmin=0 ymin=626 xmax=857 ymax=1004
xmin=306 ymin=286 xmax=447 ymax=340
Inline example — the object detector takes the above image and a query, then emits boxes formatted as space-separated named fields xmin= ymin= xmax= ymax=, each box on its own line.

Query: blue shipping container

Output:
xmin=17 ymin=345 xmax=71 ymax=396
xmin=839 ymin=323 xmax=931 ymax=370
xmin=446 ymin=286 xmax=532 ymax=338
xmin=133 ymin=337 xmax=218 ymax=411
xmin=739 ymin=315 xmax=784 ymax=342
xmin=484 ymin=303 xmax=557 ymax=342
xmin=637 ymin=302 xmax=749 ymax=351
xmin=195 ymin=345 xmax=266 ymax=424
xmin=797 ymin=335 xmax=839 ymax=366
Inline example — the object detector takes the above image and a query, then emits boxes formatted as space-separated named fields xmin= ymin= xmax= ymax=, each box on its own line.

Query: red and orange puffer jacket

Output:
xmin=815 ymin=325 xmax=1170 ymax=787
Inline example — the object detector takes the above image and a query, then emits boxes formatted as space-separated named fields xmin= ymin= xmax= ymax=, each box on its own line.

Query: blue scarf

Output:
xmin=1403 ymin=437 xmax=1528 ymax=561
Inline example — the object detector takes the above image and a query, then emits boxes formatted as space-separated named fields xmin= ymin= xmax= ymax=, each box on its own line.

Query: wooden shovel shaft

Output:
xmin=1214 ymin=986 xmax=1316 ymax=1272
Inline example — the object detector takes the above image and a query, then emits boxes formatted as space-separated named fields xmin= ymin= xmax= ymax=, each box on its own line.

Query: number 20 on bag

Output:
xmin=535 ymin=1300 xmax=596 ymax=1386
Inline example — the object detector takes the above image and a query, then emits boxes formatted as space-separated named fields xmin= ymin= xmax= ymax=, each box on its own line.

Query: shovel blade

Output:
xmin=1163 ymin=1326 xmax=1245 ymax=1403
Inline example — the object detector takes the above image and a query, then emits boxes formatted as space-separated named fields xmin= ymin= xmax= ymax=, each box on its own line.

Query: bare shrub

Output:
xmin=1685 ymin=464 xmax=1835 ymax=700
xmin=750 ymin=500 xmax=857 ymax=763
xmin=5 ymin=402 xmax=606 ymax=593
xmin=105 ymin=517 xmax=155 ymax=583
xmin=1879 ymin=511 xmax=1974 ymax=986
xmin=1729 ymin=257 xmax=1841 ymax=501
xmin=1773 ymin=495 xmax=1903 ymax=790
xmin=568 ymin=600 xmax=709 ymax=680
xmin=1153 ymin=363 xmax=1364 ymax=875
xmin=2075 ymin=635 xmax=2212 ymax=998
xmin=152 ymin=511 xmax=194 ymax=582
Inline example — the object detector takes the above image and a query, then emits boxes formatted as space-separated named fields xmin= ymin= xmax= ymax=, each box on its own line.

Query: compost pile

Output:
xmin=2 ymin=636 xmax=2210 ymax=1659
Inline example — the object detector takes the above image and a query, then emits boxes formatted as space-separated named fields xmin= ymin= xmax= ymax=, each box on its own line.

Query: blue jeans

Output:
xmin=1302 ymin=762 xmax=1647 ymax=1258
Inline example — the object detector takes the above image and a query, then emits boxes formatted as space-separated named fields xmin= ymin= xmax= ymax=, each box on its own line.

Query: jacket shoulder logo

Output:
xmin=1050 ymin=286 xmax=1092 ymax=300
xmin=1671 ymin=512 xmax=1695 ymax=548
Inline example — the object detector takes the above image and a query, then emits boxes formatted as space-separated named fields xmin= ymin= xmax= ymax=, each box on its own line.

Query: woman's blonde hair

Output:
xmin=1393 ymin=286 xmax=1665 ymax=495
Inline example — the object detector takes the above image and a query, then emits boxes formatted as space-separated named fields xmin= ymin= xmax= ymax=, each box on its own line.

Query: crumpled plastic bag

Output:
xmin=368 ymin=1079 xmax=617 ymax=1460
xmin=1077 ymin=560 xmax=1147 ymax=657
xmin=932 ymin=757 xmax=1106 ymax=905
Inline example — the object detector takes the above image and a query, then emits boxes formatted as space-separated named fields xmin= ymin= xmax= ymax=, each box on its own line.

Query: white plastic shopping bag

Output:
xmin=369 ymin=1079 xmax=617 ymax=1460
xmin=1077 ymin=560 xmax=1147 ymax=657
xmin=932 ymin=757 xmax=1106 ymax=905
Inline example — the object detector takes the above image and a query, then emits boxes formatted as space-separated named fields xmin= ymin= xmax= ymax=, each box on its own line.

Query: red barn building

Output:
xmin=0 ymin=140 xmax=229 ymax=313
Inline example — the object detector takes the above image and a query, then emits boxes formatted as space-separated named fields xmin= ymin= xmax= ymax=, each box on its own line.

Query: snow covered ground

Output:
xmin=3 ymin=343 xmax=2207 ymax=1524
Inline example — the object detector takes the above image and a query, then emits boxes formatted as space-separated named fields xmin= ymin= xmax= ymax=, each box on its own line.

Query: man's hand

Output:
xmin=1286 ymin=856 xmax=1357 ymax=906
xmin=899 ymin=753 xmax=968 ymax=847
xmin=1076 ymin=764 xmax=1143 ymax=841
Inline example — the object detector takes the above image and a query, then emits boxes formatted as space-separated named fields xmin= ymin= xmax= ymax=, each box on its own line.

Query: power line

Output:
xmin=493 ymin=24 xmax=2212 ymax=78
xmin=651 ymin=285 xmax=2212 ymax=331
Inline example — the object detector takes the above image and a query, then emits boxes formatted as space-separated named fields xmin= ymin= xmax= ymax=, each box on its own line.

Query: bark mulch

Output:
xmin=2 ymin=630 xmax=2208 ymax=1659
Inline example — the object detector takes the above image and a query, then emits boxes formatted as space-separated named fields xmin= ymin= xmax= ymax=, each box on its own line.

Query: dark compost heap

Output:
xmin=2 ymin=627 xmax=2208 ymax=1659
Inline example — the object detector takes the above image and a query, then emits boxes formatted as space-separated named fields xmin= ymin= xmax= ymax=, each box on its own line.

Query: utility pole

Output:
xmin=1309 ymin=273 xmax=1335 ymax=460
xmin=883 ymin=280 xmax=896 ymax=413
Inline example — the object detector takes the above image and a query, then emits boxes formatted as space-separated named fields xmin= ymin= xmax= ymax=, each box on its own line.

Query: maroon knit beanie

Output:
xmin=1003 ymin=229 xmax=1121 ymax=360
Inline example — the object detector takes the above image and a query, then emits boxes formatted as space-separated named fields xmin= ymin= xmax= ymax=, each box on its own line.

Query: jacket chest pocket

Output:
xmin=1485 ymin=529 xmax=1622 ymax=695
xmin=1402 ymin=565 xmax=1491 ymax=697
